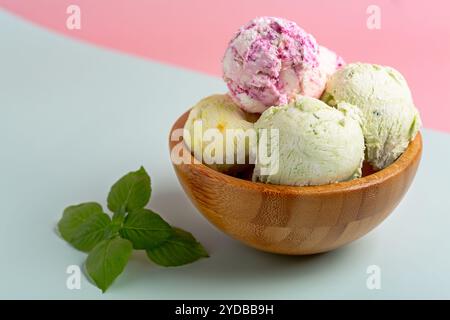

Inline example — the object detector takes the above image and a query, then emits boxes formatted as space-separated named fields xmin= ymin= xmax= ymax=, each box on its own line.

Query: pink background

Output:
xmin=1 ymin=0 xmax=449 ymax=132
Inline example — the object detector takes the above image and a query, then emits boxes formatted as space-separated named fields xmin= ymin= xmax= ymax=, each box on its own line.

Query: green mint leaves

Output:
xmin=58 ymin=202 xmax=111 ymax=252
xmin=146 ymin=227 xmax=209 ymax=267
xmin=57 ymin=167 xmax=208 ymax=292
xmin=107 ymin=166 xmax=151 ymax=214
xmin=86 ymin=238 xmax=133 ymax=293
xmin=120 ymin=208 xmax=172 ymax=249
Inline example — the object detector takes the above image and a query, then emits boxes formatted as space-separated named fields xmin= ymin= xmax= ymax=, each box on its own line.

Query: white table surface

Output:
xmin=1 ymin=11 xmax=450 ymax=299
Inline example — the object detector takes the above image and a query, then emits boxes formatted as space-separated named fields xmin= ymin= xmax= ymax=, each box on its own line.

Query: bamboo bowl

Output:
xmin=169 ymin=111 xmax=422 ymax=255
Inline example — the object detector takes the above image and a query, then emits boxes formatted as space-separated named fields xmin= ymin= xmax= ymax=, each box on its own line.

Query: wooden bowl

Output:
xmin=169 ymin=111 xmax=422 ymax=255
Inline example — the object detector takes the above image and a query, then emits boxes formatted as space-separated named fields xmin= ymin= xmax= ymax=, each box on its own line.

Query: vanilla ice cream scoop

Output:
xmin=322 ymin=63 xmax=421 ymax=169
xmin=222 ymin=17 xmax=321 ymax=113
xmin=183 ymin=94 xmax=255 ymax=174
xmin=253 ymin=96 xmax=365 ymax=186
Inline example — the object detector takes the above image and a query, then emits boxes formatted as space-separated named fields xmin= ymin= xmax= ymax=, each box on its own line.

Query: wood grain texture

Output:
xmin=169 ymin=111 xmax=423 ymax=255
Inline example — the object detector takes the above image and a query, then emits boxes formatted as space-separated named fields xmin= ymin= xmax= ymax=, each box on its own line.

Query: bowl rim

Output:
xmin=169 ymin=110 xmax=423 ymax=195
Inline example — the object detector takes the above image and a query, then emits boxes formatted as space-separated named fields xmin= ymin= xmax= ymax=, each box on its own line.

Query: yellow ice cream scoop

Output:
xmin=183 ymin=94 xmax=255 ymax=174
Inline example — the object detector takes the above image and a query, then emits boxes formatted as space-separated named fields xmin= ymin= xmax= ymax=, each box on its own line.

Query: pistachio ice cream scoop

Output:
xmin=253 ymin=96 xmax=365 ymax=186
xmin=184 ymin=94 xmax=255 ymax=174
xmin=322 ymin=63 xmax=421 ymax=169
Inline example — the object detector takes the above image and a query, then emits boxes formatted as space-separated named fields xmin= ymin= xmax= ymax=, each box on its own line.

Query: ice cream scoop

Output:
xmin=301 ymin=45 xmax=345 ymax=98
xmin=183 ymin=94 xmax=255 ymax=174
xmin=322 ymin=63 xmax=422 ymax=169
xmin=253 ymin=96 xmax=365 ymax=186
xmin=222 ymin=17 xmax=321 ymax=113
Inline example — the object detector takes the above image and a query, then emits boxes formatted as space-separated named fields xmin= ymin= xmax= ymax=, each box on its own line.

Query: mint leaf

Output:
xmin=119 ymin=208 xmax=172 ymax=249
xmin=107 ymin=167 xmax=151 ymax=214
xmin=58 ymin=202 xmax=111 ymax=252
xmin=146 ymin=227 xmax=209 ymax=267
xmin=58 ymin=166 xmax=210 ymax=293
xmin=85 ymin=237 xmax=133 ymax=292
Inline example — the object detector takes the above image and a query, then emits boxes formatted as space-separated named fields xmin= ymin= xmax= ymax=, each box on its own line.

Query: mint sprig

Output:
xmin=57 ymin=167 xmax=208 ymax=292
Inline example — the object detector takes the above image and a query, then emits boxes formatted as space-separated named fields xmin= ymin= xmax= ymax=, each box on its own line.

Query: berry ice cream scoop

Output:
xmin=302 ymin=45 xmax=345 ymax=99
xmin=222 ymin=17 xmax=321 ymax=113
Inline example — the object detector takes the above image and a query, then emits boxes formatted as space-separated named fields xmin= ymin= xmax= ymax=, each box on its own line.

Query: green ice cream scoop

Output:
xmin=184 ymin=94 xmax=255 ymax=174
xmin=253 ymin=96 xmax=365 ymax=186
xmin=322 ymin=63 xmax=421 ymax=169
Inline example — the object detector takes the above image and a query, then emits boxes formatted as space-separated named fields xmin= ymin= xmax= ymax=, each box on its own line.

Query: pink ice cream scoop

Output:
xmin=301 ymin=45 xmax=345 ymax=99
xmin=222 ymin=17 xmax=320 ymax=113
